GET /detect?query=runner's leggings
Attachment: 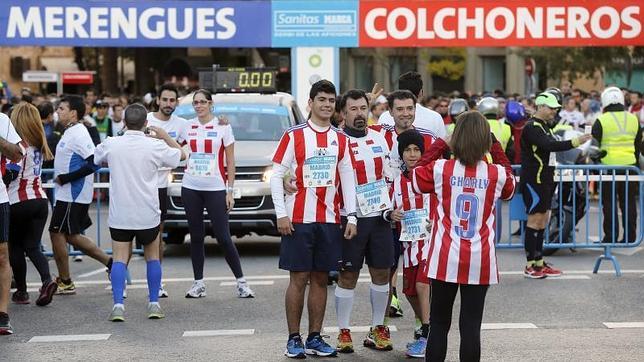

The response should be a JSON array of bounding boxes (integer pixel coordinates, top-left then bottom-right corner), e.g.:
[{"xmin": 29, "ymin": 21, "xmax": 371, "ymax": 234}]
[
  {"xmin": 427, "ymin": 279, "xmax": 489, "ymax": 362},
  {"xmin": 181, "ymin": 188, "xmax": 243, "ymax": 280},
  {"xmin": 9, "ymin": 199, "xmax": 52, "ymax": 292}
]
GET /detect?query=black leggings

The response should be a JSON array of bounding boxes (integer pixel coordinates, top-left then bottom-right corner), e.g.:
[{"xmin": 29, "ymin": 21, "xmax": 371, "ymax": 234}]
[
  {"xmin": 9, "ymin": 199, "xmax": 52, "ymax": 292},
  {"xmin": 427, "ymin": 279, "xmax": 489, "ymax": 362},
  {"xmin": 181, "ymin": 187, "xmax": 243, "ymax": 280}
]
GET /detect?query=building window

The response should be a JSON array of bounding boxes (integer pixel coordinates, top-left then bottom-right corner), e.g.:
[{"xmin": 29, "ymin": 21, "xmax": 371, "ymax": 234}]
[
  {"xmin": 482, "ymin": 56, "xmax": 506, "ymax": 92},
  {"xmin": 388, "ymin": 56, "xmax": 416, "ymax": 90},
  {"xmin": 354, "ymin": 56, "xmax": 374, "ymax": 90}
]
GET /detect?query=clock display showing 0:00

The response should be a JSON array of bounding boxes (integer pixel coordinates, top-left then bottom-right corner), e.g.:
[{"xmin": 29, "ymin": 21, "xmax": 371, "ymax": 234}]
[{"xmin": 238, "ymin": 71, "xmax": 273, "ymax": 88}]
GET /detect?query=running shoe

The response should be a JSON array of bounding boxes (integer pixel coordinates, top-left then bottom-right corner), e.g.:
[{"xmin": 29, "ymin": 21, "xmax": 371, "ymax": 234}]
[
  {"xmin": 363, "ymin": 325, "xmax": 393, "ymax": 351},
  {"xmin": 305, "ymin": 335, "xmax": 337, "ymax": 357},
  {"xmin": 147, "ymin": 303, "xmax": 165, "ymax": 319},
  {"xmin": 11, "ymin": 291, "xmax": 29, "ymax": 305},
  {"xmin": 389, "ymin": 294, "xmax": 403, "ymax": 317},
  {"xmin": 55, "ymin": 277, "xmax": 76, "ymax": 295},
  {"xmin": 35, "ymin": 281, "xmax": 58, "ymax": 306},
  {"xmin": 237, "ymin": 281, "xmax": 255, "ymax": 298},
  {"xmin": 336, "ymin": 328, "xmax": 354, "ymax": 353},
  {"xmin": 185, "ymin": 281, "xmax": 206, "ymax": 298},
  {"xmin": 123, "ymin": 289, "xmax": 127, "ymax": 299},
  {"xmin": 523, "ymin": 266, "xmax": 546, "ymax": 279},
  {"xmin": 73, "ymin": 255, "xmax": 83, "ymax": 262},
  {"xmin": 0, "ymin": 313, "xmax": 13, "ymax": 335},
  {"xmin": 284, "ymin": 336, "xmax": 306, "ymax": 359},
  {"xmin": 541, "ymin": 262, "xmax": 562, "ymax": 277},
  {"xmin": 406, "ymin": 337, "xmax": 428, "ymax": 358},
  {"xmin": 158, "ymin": 284, "xmax": 168, "ymax": 298},
  {"xmin": 109, "ymin": 305, "xmax": 125, "ymax": 322}
]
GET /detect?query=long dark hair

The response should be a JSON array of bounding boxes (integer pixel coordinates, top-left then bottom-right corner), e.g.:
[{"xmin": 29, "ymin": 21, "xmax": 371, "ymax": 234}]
[{"xmin": 451, "ymin": 111, "xmax": 491, "ymax": 167}]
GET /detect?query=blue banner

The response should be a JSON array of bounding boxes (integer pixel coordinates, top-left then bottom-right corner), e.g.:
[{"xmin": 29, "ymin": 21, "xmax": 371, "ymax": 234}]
[
  {"xmin": 0, "ymin": 0, "xmax": 272, "ymax": 47},
  {"xmin": 271, "ymin": 0, "xmax": 358, "ymax": 47}
]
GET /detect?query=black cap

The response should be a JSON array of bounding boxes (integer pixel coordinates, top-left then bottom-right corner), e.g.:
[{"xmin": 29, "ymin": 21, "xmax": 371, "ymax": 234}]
[{"xmin": 397, "ymin": 129, "xmax": 425, "ymax": 158}]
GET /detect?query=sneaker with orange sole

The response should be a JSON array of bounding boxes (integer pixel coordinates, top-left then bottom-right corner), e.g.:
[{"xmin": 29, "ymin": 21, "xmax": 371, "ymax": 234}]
[
  {"xmin": 336, "ymin": 328, "xmax": 354, "ymax": 353},
  {"xmin": 363, "ymin": 325, "xmax": 393, "ymax": 351}
]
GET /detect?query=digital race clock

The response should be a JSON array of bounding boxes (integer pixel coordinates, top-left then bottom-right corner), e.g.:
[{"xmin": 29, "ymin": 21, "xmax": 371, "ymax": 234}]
[{"xmin": 212, "ymin": 66, "xmax": 277, "ymax": 93}]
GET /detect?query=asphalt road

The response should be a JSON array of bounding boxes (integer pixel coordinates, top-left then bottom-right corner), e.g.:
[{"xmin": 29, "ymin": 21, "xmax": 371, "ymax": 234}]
[{"xmin": 1, "ymin": 201, "xmax": 643, "ymax": 361}]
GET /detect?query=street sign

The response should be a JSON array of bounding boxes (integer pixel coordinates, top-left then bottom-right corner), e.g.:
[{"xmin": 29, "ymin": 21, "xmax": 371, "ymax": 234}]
[
  {"xmin": 22, "ymin": 71, "xmax": 57, "ymax": 82},
  {"xmin": 62, "ymin": 72, "xmax": 94, "ymax": 84}
]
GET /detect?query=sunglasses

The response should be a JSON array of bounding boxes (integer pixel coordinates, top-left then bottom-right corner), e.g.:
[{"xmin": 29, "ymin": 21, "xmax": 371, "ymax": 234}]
[{"xmin": 192, "ymin": 100, "xmax": 209, "ymax": 106}]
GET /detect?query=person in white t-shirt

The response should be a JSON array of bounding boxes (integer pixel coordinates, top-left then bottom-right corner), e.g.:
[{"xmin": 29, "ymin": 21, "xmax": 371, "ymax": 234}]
[
  {"xmin": 558, "ymin": 97, "xmax": 585, "ymax": 130},
  {"xmin": 144, "ymin": 83, "xmax": 185, "ymax": 298},
  {"xmin": 48, "ymin": 95, "xmax": 112, "ymax": 295},
  {"xmin": 179, "ymin": 89, "xmax": 254, "ymax": 300},
  {"xmin": 94, "ymin": 104, "xmax": 184, "ymax": 322},
  {"xmin": 0, "ymin": 112, "xmax": 24, "ymax": 335},
  {"xmin": 111, "ymin": 103, "xmax": 125, "ymax": 136},
  {"xmin": 377, "ymin": 71, "xmax": 446, "ymax": 140}
]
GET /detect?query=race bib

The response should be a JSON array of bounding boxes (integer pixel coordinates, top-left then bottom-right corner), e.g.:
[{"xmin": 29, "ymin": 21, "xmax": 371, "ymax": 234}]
[
  {"xmin": 186, "ymin": 153, "xmax": 216, "ymax": 177},
  {"xmin": 356, "ymin": 179, "xmax": 391, "ymax": 215},
  {"xmin": 399, "ymin": 209, "xmax": 430, "ymax": 241},
  {"xmin": 303, "ymin": 155, "xmax": 337, "ymax": 188},
  {"xmin": 548, "ymin": 152, "xmax": 557, "ymax": 167}
]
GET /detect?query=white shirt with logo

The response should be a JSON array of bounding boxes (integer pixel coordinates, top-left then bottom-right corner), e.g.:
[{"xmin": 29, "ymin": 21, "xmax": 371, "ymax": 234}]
[
  {"xmin": 146, "ymin": 112, "xmax": 186, "ymax": 188},
  {"xmin": 53, "ymin": 123, "xmax": 95, "ymax": 204},
  {"xmin": 94, "ymin": 130, "xmax": 181, "ymax": 230}
]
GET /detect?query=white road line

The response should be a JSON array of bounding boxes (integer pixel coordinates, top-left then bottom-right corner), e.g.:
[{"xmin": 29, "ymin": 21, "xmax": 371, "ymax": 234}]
[
  {"xmin": 105, "ymin": 284, "xmax": 149, "ymax": 290},
  {"xmin": 78, "ymin": 267, "xmax": 108, "ymax": 278},
  {"xmin": 220, "ymin": 281, "xmax": 274, "ymax": 286},
  {"xmin": 544, "ymin": 275, "xmax": 591, "ymax": 280},
  {"xmin": 183, "ymin": 329, "xmax": 255, "ymax": 337},
  {"xmin": 29, "ymin": 334, "xmax": 111, "ymax": 343},
  {"xmin": 356, "ymin": 278, "xmax": 372, "ymax": 283},
  {"xmin": 323, "ymin": 326, "xmax": 398, "ymax": 333},
  {"xmin": 603, "ymin": 322, "xmax": 644, "ymax": 329},
  {"xmin": 481, "ymin": 323, "xmax": 538, "ymax": 330}
]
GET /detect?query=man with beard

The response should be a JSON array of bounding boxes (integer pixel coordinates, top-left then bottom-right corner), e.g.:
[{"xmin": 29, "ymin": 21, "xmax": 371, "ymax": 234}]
[
  {"xmin": 334, "ymin": 90, "xmax": 395, "ymax": 353},
  {"xmin": 145, "ymin": 83, "xmax": 185, "ymax": 298}
]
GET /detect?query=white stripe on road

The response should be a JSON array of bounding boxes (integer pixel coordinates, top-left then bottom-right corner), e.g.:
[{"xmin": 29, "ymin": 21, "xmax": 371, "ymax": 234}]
[
  {"xmin": 323, "ymin": 326, "xmax": 398, "ymax": 333},
  {"xmin": 544, "ymin": 275, "xmax": 591, "ymax": 280},
  {"xmin": 182, "ymin": 329, "xmax": 255, "ymax": 337},
  {"xmin": 29, "ymin": 334, "xmax": 111, "ymax": 342},
  {"xmin": 78, "ymin": 267, "xmax": 108, "ymax": 278},
  {"xmin": 481, "ymin": 323, "xmax": 538, "ymax": 330},
  {"xmin": 219, "ymin": 281, "xmax": 274, "ymax": 286},
  {"xmin": 105, "ymin": 284, "xmax": 149, "ymax": 290},
  {"xmin": 603, "ymin": 322, "xmax": 644, "ymax": 329}
]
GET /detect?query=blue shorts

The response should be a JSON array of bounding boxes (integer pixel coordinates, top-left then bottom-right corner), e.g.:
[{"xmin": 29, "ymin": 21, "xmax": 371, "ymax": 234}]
[
  {"xmin": 279, "ymin": 223, "xmax": 343, "ymax": 272},
  {"xmin": 341, "ymin": 216, "xmax": 394, "ymax": 271}
]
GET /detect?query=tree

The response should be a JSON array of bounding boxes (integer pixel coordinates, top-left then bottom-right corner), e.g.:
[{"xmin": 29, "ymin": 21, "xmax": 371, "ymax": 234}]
[{"xmin": 521, "ymin": 46, "xmax": 643, "ymax": 87}]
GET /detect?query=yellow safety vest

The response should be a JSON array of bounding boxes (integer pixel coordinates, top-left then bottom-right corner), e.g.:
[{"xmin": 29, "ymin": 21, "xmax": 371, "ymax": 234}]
[
  {"xmin": 446, "ymin": 123, "xmax": 455, "ymax": 136},
  {"xmin": 552, "ymin": 122, "xmax": 573, "ymax": 133},
  {"xmin": 487, "ymin": 118, "xmax": 511, "ymax": 151},
  {"xmin": 597, "ymin": 111, "xmax": 639, "ymax": 165}
]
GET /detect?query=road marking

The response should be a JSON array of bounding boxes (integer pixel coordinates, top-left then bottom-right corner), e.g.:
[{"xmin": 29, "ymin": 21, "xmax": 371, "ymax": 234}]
[
  {"xmin": 323, "ymin": 326, "xmax": 398, "ymax": 333},
  {"xmin": 183, "ymin": 329, "xmax": 255, "ymax": 337},
  {"xmin": 105, "ymin": 284, "xmax": 149, "ymax": 290},
  {"xmin": 220, "ymin": 281, "xmax": 274, "ymax": 286},
  {"xmin": 603, "ymin": 322, "xmax": 644, "ymax": 329},
  {"xmin": 78, "ymin": 267, "xmax": 108, "ymax": 278},
  {"xmin": 481, "ymin": 323, "xmax": 538, "ymax": 330},
  {"xmin": 612, "ymin": 247, "xmax": 644, "ymax": 256},
  {"xmin": 544, "ymin": 275, "xmax": 591, "ymax": 280},
  {"xmin": 29, "ymin": 334, "xmax": 111, "ymax": 343}
]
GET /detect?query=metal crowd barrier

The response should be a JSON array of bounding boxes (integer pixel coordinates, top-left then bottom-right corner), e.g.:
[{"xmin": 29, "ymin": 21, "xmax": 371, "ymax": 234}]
[{"xmin": 497, "ymin": 165, "xmax": 643, "ymax": 276}]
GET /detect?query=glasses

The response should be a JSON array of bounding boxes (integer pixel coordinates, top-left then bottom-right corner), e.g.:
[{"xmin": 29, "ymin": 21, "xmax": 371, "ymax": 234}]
[{"xmin": 192, "ymin": 100, "xmax": 209, "ymax": 106}]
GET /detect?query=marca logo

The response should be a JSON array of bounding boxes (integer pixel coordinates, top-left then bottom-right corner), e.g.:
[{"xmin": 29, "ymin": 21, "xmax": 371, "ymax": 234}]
[{"xmin": 359, "ymin": 1, "xmax": 643, "ymax": 47}]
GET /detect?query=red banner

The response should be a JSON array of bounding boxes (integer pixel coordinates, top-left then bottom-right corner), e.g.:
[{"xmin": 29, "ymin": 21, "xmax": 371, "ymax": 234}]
[
  {"xmin": 62, "ymin": 72, "xmax": 94, "ymax": 85},
  {"xmin": 359, "ymin": 0, "xmax": 644, "ymax": 47}
]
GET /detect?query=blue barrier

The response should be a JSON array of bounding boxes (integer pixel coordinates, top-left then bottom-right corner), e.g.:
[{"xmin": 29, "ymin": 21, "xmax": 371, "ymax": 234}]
[{"xmin": 498, "ymin": 165, "xmax": 643, "ymax": 276}]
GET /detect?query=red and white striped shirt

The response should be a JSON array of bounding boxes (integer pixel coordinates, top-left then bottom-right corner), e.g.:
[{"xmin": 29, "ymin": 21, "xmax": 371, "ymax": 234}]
[
  {"xmin": 346, "ymin": 129, "xmax": 391, "ymax": 217},
  {"xmin": 411, "ymin": 159, "xmax": 516, "ymax": 285},
  {"xmin": 392, "ymin": 173, "xmax": 430, "ymax": 268},
  {"xmin": 8, "ymin": 143, "xmax": 47, "ymax": 205},
  {"xmin": 179, "ymin": 118, "xmax": 234, "ymax": 191},
  {"xmin": 272, "ymin": 122, "xmax": 355, "ymax": 224},
  {"xmin": 370, "ymin": 125, "xmax": 437, "ymax": 181}
]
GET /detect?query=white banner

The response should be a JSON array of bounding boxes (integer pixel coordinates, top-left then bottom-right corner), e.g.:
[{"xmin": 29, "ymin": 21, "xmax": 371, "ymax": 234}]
[{"xmin": 291, "ymin": 47, "xmax": 340, "ymax": 113}]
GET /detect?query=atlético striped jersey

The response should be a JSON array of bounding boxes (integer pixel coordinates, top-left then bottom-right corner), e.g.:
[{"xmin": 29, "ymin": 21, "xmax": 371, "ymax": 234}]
[
  {"xmin": 179, "ymin": 118, "xmax": 234, "ymax": 192},
  {"xmin": 392, "ymin": 173, "xmax": 430, "ymax": 268},
  {"xmin": 370, "ymin": 125, "xmax": 437, "ymax": 181},
  {"xmin": 272, "ymin": 122, "xmax": 355, "ymax": 224},
  {"xmin": 411, "ymin": 159, "xmax": 516, "ymax": 285},
  {"xmin": 8, "ymin": 143, "xmax": 47, "ymax": 205},
  {"xmin": 345, "ymin": 129, "xmax": 391, "ymax": 218}
]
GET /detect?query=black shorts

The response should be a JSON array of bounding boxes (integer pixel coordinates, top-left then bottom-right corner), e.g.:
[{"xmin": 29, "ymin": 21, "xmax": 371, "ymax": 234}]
[
  {"xmin": 279, "ymin": 223, "xmax": 343, "ymax": 272},
  {"xmin": 391, "ymin": 227, "xmax": 403, "ymax": 270},
  {"xmin": 0, "ymin": 202, "xmax": 9, "ymax": 242},
  {"xmin": 48, "ymin": 201, "xmax": 92, "ymax": 235},
  {"xmin": 341, "ymin": 216, "xmax": 394, "ymax": 271},
  {"xmin": 110, "ymin": 226, "xmax": 160, "ymax": 246},
  {"xmin": 158, "ymin": 187, "xmax": 168, "ymax": 222},
  {"xmin": 521, "ymin": 182, "xmax": 555, "ymax": 215}
]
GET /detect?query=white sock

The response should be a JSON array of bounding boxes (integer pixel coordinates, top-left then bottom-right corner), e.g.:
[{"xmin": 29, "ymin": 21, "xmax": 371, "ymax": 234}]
[
  {"xmin": 335, "ymin": 286, "xmax": 355, "ymax": 330},
  {"xmin": 236, "ymin": 277, "xmax": 247, "ymax": 284},
  {"xmin": 113, "ymin": 303, "xmax": 124, "ymax": 309},
  {"xmin": 370, "ymin": 283, "xmax": 390, "ymax": 327},
  {"xmin": 149, "ymin": 302, "xmax": 160, "ymax": 307}
]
